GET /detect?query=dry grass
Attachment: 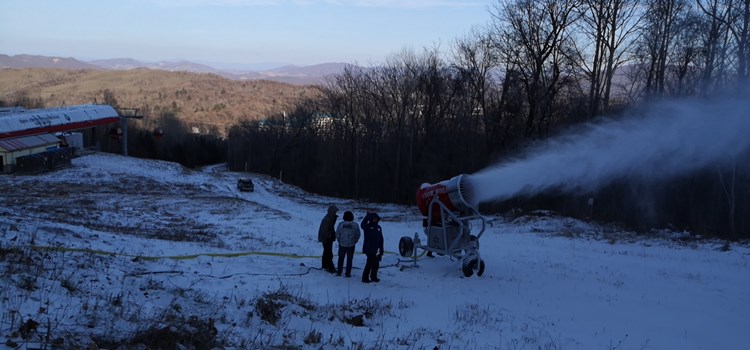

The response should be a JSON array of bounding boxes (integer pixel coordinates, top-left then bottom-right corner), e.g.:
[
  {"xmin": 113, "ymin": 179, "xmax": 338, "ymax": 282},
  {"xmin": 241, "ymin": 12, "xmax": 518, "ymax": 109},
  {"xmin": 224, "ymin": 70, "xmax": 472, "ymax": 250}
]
[{"xmin": 0, "ymin": 68, "xmax": 319, "ymax": 135}]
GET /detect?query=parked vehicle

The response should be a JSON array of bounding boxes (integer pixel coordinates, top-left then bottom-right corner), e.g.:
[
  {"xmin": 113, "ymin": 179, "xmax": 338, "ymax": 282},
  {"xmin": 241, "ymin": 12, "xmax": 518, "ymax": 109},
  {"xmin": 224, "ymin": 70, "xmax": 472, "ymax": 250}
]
[{"xmin": 237, "ymin": 178, "xmax": 254, "ymax": 192}]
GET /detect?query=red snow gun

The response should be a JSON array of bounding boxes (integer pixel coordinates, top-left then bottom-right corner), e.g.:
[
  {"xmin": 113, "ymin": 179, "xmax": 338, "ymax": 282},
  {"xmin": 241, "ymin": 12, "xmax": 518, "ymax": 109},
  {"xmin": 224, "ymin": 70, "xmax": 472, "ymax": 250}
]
[
  {"xmin": 416, "ymin": 174, "xmax": 477, "ymax": 224},
  {"xmin": 399, "ymin": 174, "xmax": 486, "ymax": 277}
]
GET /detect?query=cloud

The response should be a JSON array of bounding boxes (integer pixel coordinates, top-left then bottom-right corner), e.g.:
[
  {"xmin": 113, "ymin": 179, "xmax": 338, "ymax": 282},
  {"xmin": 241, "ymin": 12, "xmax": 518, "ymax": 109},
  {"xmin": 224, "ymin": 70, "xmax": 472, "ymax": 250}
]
[{"xmin": 156, "ymin": 0, "xmax": 483, "ymax": 8}]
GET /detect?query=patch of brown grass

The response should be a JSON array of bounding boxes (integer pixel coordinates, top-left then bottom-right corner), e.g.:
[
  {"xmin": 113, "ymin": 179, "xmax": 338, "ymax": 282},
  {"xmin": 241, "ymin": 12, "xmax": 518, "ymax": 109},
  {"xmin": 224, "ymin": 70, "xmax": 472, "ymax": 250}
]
[{"xmin": 0, "ymin": 68, "xmax": 319, "ymax": 135}]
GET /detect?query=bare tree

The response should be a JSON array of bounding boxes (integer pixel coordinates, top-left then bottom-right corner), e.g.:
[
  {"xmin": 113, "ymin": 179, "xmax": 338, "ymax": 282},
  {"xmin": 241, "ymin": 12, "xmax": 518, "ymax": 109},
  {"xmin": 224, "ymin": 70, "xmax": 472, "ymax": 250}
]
[
  {"xmin": 321, "ymin": 66, "xmax": 364, "ymax": 197},
  {"xmin": 638, "ymin": 0, "xmax": 691, "ymax": 97},
  {"xmin": 491, "ymin": 0, "xmax": 583, "ymax": 138},
  {"xmin": 713, "ymin": 0, "xmax": 750, "ymax": 81},
  {"xmin": 737, "ymin": 0, "xmax": 750, "ymax": 79},
  {"xmin": 670, "ymin": 8, "xmax": 704, "ymax": 95},
  {"xmin": 365, "ymin": 49, "xmax": 423, "ymax": 201},
  {"xmin": 575, "ymin": 0, "xmax": 642, "ymax": 117},
  {"xmin": 695, "ymin": 0, "xmax": 734, "ymax": 94},
  {"xmin": 453, "ymin": 27, "xmax": 503, "ymax": 155}
]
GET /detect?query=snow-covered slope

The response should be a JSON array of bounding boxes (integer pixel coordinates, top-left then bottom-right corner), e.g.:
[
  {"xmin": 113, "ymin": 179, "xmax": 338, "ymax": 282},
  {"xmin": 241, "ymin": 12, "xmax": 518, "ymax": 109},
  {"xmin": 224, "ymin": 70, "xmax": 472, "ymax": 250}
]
[{"xmin": 1, "ymin": 153, "xmax": 748, "ymax": 349}]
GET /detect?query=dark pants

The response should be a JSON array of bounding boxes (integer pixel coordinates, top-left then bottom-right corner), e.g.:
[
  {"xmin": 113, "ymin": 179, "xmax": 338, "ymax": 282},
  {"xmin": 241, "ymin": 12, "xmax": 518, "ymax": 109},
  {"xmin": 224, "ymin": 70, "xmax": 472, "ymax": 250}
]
[
  {"xmin": 321, "ymin": 241, "xmax": 335, "ymax": 271},
  {"xmin": 362, "ymin": 253, "xmax": 380, "ymax": 281},
  {"xmin": 337, "ymin": 245, "xmax": 355, "ymax": 276}
]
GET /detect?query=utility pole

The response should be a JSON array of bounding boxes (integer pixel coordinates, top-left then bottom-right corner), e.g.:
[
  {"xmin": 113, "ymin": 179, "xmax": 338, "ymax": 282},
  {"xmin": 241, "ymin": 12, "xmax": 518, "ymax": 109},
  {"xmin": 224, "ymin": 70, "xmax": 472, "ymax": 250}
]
[{"xmin": 116, "ymin": 108, "xmax": 144, "ymax": 156}]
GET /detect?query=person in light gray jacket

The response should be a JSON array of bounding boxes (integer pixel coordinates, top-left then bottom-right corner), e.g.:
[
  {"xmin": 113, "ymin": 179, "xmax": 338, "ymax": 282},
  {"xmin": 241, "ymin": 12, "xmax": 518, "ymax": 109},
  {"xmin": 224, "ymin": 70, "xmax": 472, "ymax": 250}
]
[{"xmin": 335, "ymin": 211, "xmax": 361, "ymax": 277}]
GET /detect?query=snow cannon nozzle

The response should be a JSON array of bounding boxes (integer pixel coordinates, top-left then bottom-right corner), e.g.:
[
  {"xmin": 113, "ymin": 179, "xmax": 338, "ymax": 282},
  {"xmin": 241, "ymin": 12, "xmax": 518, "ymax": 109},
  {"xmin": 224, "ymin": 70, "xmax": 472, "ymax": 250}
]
[{"xmin": 416, "ymin": 174, "xmax": 477, "ymax": 218}]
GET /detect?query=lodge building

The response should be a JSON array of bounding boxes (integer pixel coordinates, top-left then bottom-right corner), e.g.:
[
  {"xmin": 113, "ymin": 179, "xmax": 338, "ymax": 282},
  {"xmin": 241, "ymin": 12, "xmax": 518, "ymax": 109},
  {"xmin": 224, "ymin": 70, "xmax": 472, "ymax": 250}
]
[{"xmin": 0, "ymin": 104, "xmax": 119, "ymax": 173}]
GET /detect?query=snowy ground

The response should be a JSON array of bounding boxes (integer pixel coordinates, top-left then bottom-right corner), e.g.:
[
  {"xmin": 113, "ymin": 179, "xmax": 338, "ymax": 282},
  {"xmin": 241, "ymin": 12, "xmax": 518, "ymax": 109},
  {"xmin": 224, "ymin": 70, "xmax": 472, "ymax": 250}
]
[{"xmin": 1, "ymin": 153, "xmax": 748, "ymax": 349}]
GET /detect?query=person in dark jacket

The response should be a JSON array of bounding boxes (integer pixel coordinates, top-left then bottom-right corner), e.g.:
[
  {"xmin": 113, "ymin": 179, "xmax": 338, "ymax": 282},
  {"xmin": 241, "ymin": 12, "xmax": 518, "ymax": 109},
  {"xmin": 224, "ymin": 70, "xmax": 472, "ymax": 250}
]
[
  {"xmin": 335, "ymin": 211, "xmax": 361, "ymax": 277},
  {"xmin": 318, "ymin": 205, "xmax": 338, "ymax": 273},
  {"xmin": 360, "ymin": 212, "xmax": 384, "ymax": 283}
]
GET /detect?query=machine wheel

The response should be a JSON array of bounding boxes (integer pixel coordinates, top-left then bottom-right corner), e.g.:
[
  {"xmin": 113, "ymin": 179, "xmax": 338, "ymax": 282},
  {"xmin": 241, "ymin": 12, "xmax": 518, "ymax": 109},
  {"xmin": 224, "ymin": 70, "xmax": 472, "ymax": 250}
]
[
  {"xmin": 399, "ymin": 236, "xmax": 414, "ymax": 257},
  {"xmin": 462, "ymin": 258, "xmax": 486, "ymax": 277}
]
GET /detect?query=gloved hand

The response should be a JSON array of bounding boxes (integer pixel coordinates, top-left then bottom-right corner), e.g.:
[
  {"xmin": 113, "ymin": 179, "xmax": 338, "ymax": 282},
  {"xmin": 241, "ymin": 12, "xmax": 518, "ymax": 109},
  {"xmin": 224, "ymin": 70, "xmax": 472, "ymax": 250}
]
[{"xmin": 377, "ymin": 252, "xmax": 383, "ymax": 261}]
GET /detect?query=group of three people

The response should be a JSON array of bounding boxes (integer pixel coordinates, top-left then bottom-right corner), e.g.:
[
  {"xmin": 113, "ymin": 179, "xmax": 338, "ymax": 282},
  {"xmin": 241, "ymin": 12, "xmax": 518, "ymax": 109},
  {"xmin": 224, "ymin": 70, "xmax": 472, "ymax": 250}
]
[{"xmin": 318, "ymin": 205, "xmax": 384, "ymax": 283}]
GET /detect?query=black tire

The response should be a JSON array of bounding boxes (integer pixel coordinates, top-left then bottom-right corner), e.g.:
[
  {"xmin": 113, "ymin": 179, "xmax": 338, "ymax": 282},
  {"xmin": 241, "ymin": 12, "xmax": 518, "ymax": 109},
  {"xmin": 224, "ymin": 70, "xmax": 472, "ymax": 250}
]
[
  {"xmin": 477, "ymin": 259, "xmax": 485, "ymax": 276},
  {"xmin": 462, "ymin": 258, "xmax": 486, "ymax": 277},
  {"xmin": 399, "ymin": 236, "xmax": 414, "ymax": 257}
]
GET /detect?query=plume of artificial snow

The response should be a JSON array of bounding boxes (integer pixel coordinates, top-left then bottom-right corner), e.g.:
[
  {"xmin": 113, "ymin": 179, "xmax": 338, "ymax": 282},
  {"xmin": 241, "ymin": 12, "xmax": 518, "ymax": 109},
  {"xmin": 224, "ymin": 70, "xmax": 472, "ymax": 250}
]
[{"xmin": 470, "ymin": 94, "xmax": 750, "ymax": 203}]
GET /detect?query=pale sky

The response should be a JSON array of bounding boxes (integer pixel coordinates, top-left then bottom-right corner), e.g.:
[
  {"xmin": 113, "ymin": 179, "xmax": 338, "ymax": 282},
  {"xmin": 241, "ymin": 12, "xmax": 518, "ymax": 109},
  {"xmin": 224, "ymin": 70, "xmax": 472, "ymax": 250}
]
[{"xmin": 0, "ymin": 0, "xmax": 490, "ymax": 68}]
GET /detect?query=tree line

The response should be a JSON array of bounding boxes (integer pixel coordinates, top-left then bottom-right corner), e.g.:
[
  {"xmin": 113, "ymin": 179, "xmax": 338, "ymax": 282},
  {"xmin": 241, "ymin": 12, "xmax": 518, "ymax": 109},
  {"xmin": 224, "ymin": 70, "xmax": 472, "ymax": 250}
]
[{"xmin": 227, "ymin": 0, "xmax": 750, "ymax": 239}]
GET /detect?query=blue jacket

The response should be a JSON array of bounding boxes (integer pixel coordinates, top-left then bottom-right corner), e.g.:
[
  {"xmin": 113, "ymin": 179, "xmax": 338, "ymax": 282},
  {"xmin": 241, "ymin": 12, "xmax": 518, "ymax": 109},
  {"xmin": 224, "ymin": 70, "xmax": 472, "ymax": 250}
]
[{"xmin": 361, "ymin": 212, "xmax": 384, "ymax": 255}]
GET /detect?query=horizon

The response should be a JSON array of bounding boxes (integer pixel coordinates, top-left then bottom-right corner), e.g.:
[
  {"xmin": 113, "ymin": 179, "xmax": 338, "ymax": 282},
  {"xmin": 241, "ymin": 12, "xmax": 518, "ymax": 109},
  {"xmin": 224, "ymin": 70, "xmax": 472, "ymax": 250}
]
[
  {"xmin": 1, "ymin": 52, "xmax": 348, "ymax": 72},
  {"xmin": 0, "ymin": 0, "xmax": 491, "ymax": 67}
]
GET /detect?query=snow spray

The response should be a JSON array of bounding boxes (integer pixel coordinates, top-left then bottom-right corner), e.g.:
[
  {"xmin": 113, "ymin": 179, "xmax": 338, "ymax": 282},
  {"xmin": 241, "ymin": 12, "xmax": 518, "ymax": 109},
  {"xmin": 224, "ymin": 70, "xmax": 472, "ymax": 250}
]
[{"xmin": 469, "ymin": 93, "xmax": 750, "ymax": 204}]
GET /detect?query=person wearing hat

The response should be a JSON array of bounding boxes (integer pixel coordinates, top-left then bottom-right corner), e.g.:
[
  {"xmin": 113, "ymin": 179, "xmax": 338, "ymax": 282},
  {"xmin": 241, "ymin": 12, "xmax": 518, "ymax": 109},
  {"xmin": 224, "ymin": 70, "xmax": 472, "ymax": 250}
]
[
  {"xmin": 335, "ymin": 211, "xmax": 361, "ymax": 277},
  {"xmin": 360, "ymin": 211, "xmax": 384, "ymax": 283},
  {"xmin": 318, "ymin": 205, "xmax": 338, "ymax": 273}
]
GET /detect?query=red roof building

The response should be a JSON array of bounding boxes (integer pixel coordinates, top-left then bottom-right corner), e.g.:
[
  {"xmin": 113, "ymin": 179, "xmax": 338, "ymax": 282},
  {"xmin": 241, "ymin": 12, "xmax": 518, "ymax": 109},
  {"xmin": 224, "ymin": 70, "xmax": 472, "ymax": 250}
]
[{"xmin": 0, "ymin": 104, "xmax": 119, "ymax": 172}]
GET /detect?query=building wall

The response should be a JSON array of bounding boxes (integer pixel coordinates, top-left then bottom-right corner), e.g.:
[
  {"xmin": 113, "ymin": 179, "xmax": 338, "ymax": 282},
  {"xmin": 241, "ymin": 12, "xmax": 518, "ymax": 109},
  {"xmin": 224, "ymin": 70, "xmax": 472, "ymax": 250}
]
[
  {"xmin": 63, "ymin": 132, "xmax": 84, "ymax": 149},
  {"xmin": 0, "ymin": 144, "xmax": 58, "ymax": 173},
  {"xmin": 0, "ymin": 148, "xmax": 11, "ymax": 172}
]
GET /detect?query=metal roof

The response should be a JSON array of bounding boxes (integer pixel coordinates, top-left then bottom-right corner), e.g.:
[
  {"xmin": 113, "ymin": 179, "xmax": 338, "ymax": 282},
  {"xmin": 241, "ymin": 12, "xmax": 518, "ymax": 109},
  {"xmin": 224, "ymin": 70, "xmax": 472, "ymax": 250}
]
[
  {"xmin": 0, "ymin": 104, "xmax": 119, "ymax": 140},
  {"xmin": 0, "ymin": 133, "xmax": 61, "ymax": 152},
  {"xmin": 0, "ymin": 106, "xmax": 26, "ymax": 114}
]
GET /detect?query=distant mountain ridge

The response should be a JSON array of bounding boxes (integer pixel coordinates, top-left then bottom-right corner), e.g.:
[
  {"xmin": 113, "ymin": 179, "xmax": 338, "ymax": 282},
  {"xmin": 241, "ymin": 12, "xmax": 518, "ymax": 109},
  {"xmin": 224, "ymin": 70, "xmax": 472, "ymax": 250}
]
[
  {"xmin": 90, "ymin": 58, "xmax": 221, "ymax": 74},
  {"xmin": 0, "ymin": 54, "xmax": 101, "ymax": 70},
  {"xmin": 0, "ymin": 68, "xmax": 318, "ymax": 135},
  {"xmin": 0, "ymin": 54, "xmax": 350, "ymax": 85}
]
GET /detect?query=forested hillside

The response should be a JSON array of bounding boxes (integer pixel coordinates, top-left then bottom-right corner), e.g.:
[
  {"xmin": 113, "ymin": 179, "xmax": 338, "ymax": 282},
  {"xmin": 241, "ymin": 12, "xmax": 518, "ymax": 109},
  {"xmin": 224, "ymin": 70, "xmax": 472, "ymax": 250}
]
[{"xmin": 0, "ymin": 68, "xmax": 317, "ymax": 134}]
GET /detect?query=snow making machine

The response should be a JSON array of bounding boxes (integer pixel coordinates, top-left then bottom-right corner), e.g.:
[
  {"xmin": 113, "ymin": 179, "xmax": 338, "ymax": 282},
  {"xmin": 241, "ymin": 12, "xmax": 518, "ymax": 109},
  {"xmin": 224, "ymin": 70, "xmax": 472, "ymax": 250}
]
[{"xmin": 398, "ymin": 174, "xmax": 486, "ymax": 277}]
